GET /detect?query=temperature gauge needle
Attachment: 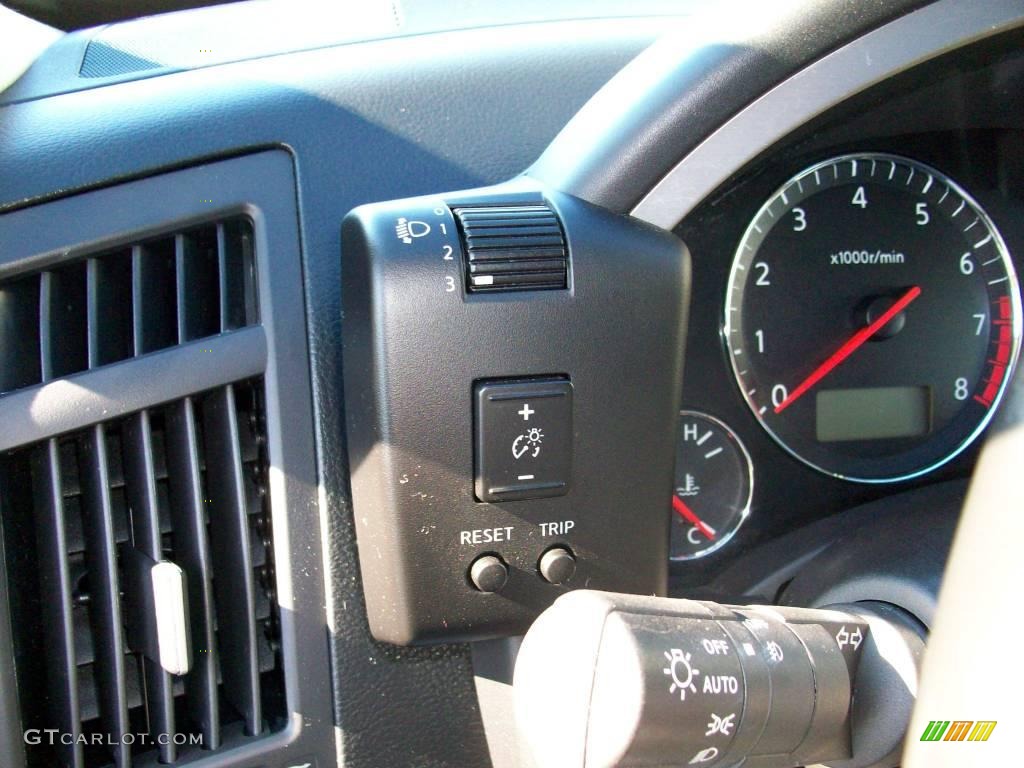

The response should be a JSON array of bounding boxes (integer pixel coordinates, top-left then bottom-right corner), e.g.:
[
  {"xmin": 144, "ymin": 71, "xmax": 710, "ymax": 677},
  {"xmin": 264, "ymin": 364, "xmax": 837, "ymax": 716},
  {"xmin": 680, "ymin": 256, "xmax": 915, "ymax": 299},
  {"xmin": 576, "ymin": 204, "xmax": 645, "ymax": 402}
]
[
  {"xmin": 672, "ymin": 495, "xmax": 716, "ymax": 540},
  {"xmin": 774, "ymin": 285, "xmax": 922, "ymax": 414}
]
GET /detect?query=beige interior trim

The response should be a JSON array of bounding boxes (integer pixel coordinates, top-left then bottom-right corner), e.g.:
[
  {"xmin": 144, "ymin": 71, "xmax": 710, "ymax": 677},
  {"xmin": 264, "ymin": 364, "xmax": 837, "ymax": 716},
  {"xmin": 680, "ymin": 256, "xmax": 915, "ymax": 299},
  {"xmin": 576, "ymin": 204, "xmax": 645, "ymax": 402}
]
[
  {"xmin": 0, "ymin": 6, "xmax": 60, "ymax": 94},
  {"xmin": 903, "ymin": 412, "xmax": 1023, "ymax": 765}
]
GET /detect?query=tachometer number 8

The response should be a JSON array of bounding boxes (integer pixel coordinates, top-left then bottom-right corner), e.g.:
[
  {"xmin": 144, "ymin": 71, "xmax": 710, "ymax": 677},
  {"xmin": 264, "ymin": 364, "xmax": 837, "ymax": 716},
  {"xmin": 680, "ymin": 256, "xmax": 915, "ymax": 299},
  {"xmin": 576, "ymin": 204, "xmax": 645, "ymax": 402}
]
[{"xmin": 954, "ymin": 377, "xmax": 969, "ymax": 401}]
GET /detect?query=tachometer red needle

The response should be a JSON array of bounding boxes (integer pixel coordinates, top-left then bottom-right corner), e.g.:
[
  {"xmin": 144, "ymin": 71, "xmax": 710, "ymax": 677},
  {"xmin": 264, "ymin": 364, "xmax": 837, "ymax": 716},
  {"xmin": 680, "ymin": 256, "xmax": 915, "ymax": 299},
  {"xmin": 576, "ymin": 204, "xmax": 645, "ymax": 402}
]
[
  {"xmin": 672, "ymin": 495, "xmax": 715, "ymax": 540},
  {"xmin": 774, "ymin": 285, "xmax": 922, "ymax": 414}
]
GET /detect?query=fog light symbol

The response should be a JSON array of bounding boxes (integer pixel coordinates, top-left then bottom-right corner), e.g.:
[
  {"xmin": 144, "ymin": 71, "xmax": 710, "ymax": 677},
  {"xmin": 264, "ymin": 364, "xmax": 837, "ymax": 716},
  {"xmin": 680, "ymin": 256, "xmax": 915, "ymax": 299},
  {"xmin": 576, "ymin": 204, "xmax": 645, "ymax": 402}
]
[{"xmin": 395, "ymin": 218, "xmax": 431, "ymax": 243}]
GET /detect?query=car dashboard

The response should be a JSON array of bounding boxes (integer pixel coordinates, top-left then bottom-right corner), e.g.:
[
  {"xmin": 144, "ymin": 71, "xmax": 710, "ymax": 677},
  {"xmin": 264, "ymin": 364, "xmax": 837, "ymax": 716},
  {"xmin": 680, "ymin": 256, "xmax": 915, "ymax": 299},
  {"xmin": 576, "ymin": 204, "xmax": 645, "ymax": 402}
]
[
  {"xmin": 0, "ymin": 2, "xmax": 1021, "ymax": 768},
  {"xmin": 671, "ymin": 33, "xmax": 1024, "ymax": 590}
]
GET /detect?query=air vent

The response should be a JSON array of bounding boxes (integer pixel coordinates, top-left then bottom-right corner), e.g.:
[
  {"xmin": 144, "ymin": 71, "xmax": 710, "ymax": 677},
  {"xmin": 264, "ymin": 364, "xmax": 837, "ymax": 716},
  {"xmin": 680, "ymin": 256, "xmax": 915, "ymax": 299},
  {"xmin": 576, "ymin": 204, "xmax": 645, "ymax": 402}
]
[
  {"xmin": 0, "ymin": 380, "xmax": 283, "ymax": 768},
  {"xmin": 454, "ymin": 204, "xmax": 568, "ymax": 292},
  {"xmin": 0, "ymin": 151, "xmax": 331, "ymax": 768},
  {"xmin": 0, "ymin": 218, "xmax": 257, "ymax": 396}
]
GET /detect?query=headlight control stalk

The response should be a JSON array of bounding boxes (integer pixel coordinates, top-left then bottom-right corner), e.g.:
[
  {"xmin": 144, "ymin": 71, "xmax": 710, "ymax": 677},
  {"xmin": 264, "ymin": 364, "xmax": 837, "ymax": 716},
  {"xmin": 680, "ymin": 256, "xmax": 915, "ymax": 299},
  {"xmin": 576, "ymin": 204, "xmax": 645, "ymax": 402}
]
[{"xmin": 513, "ymin": 591, "xmax": 924, "ymax": 768}]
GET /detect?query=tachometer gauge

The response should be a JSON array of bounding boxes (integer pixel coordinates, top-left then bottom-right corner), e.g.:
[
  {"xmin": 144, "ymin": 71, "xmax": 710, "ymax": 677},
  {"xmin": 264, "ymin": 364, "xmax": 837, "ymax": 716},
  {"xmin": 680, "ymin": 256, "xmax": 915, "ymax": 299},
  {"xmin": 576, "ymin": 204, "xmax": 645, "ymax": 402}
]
[
  {"xmin": 670, "ymin": 411, "xmax": 753, "ymax": 561},
  {"xmin": 725, "ymin": 153, "xmax": 1022, "ymax": 482}
]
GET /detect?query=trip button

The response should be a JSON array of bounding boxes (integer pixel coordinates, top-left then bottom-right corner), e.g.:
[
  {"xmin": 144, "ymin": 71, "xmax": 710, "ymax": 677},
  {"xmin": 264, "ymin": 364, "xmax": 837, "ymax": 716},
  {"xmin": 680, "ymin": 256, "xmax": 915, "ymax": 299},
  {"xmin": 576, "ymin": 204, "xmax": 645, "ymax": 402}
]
[
  {"xmin": 538, "ymin": 546, "xmax": 576, "ymax": 585},
  {"xmin": 474, "ymin": 378, "xmax": 572, "ymax": 502}
]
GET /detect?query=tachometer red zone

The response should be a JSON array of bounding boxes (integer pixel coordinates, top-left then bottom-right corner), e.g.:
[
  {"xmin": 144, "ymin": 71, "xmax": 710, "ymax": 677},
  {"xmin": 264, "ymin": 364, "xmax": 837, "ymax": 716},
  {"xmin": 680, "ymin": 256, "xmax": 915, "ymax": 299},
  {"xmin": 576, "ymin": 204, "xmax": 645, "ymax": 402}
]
[{"xmin": 976, "ymin": 294, "xmax": 1014, "ymax": 408}]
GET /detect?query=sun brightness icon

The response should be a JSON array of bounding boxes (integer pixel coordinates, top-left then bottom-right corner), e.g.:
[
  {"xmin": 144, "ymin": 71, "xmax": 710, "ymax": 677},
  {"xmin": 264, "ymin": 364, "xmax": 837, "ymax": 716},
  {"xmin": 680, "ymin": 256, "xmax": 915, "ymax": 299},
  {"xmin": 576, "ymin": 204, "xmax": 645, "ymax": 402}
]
[
  {"xmin": 663, "ymin": 649, "xmax": 699, "ymax": 701},
  {"xmin": 526, "ymin": 427, "xmax": 544, "ymax": 446}
]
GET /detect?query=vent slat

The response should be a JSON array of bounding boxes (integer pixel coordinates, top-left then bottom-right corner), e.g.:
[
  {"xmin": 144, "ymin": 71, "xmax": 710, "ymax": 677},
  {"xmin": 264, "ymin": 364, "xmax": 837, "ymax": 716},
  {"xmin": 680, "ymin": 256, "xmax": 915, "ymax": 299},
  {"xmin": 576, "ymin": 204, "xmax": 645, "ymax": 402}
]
[
  {"xmin": 133, "ymin": 242, "xmax": 179, "ymax": 355},
  {"xmin": 121, "ymin": 412, "xmax": 178, "ymax": 763},
  {"xmin": 31, "ymin": 440, "xmax": 86, "ymax": 768},
  {"xmin": 218, "ymin": 220, "xmax": 258, "ymax": 333},
  {"xmin": 176, "ymin": 233, "xmax": 188, "ymax": 344},
  {"xmin": 39, "ymin": 271, "xmax": 54, "ymax": 382},
  {"xmin": 0, "ymin": 274, "xmax": 42, "ymax": 393},
  {"xmin": 165, "ymin": 397, "xmax": 222, "ymax": 750},
  {"xmin": 87, "ymin": 254, "xmax": 134, "ymax": 368},
  {"xmin": 177, "ymin": 229, "xmax": 221, "ymax": 343},
  {"xmin": 41, "ymin": 264, "xmax": 89, "ymax": 382},
  {"xmin": 78, "ymin": 425, "xmax": 133, "ymax": 768},
  {"xmin": 201, "ymin": 385, "xmax": 262, "ymax": 736}
]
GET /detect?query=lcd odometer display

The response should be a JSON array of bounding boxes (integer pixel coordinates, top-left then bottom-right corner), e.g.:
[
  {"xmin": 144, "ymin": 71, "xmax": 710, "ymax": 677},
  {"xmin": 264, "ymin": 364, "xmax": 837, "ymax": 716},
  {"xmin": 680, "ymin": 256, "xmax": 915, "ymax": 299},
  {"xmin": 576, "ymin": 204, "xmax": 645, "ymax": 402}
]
[
  {"xmin": 725, "ymin": 153, "xmax": 1022, "ymax": 482},
  {"xmin": 816, "ymin": 386, "xmax": 931, "ymax": 443}
]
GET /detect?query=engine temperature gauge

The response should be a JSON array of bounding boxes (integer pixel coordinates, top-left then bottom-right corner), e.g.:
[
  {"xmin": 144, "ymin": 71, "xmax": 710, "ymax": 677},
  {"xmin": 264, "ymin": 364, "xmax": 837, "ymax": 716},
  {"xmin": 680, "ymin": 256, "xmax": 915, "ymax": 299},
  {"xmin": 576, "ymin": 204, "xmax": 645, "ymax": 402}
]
[{"xmin": 670, "ymin": 411, "xmax": 754, "ymax": 561}]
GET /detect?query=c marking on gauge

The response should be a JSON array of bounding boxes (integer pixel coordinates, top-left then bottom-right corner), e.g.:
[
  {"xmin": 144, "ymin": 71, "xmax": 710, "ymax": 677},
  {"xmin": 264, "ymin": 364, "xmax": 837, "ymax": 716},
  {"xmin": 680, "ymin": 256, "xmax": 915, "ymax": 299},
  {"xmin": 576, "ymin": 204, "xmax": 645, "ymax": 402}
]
[{"xmin": 670, "ymin": 411, "xmax": 755, "ymax": 561}]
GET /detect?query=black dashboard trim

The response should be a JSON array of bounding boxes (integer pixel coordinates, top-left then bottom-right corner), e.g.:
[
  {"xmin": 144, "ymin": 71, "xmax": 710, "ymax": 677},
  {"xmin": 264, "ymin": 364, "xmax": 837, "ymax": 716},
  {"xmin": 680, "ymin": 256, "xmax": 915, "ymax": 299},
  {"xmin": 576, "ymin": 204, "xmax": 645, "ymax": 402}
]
[
  {"xmin": 527, "ymin": 0, "xmax": 933, "ymax": 215},
  {"xmin": 630, "ymin": 0, "xmax": 1024, "ymax": 228},
  {"xmin": 0, "ymin": 19, "xmax": 670, "ymax": 767}
]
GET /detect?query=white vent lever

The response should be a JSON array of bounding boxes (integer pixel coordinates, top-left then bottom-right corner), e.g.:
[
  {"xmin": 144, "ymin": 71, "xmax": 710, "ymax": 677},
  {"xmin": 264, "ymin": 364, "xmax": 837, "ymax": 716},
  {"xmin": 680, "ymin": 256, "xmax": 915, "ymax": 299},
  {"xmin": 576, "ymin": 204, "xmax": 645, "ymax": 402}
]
[{"xmin": 151, "ymin": 561, "xmax": 193, "ymax": 676}]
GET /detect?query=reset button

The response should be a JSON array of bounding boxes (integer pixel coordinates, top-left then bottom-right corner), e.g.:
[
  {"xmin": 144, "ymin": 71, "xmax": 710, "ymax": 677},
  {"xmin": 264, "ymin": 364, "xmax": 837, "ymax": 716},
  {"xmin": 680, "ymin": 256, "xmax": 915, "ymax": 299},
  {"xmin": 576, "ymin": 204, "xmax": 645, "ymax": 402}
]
[{"xmin": 469, "ymin": 554, "xmax": 509, "ymax": 593}]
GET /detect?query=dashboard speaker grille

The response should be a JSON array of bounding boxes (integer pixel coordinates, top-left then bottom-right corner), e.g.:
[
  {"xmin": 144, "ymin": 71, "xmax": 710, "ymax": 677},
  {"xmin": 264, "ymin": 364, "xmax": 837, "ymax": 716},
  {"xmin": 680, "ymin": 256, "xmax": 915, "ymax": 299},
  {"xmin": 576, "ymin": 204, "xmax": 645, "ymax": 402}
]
[
  {"xmin": 0, "ymin": 380, "xmax": 283, "ymax": 768},
  {"xmin": 79, "ymin": 42, "xmax": 161, "ymax": 79},
  {"xmin": 0, "ymin": 218, "xmax": 257, "ymax": 396}
]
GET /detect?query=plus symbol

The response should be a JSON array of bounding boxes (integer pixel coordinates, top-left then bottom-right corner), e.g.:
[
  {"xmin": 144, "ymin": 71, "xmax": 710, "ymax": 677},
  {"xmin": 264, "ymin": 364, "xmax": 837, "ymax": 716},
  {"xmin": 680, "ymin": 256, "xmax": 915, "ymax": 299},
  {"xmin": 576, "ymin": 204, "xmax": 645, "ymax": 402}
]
[{"xmin": 518, "ymin": 404, "xmax": 535, "ymax": 421}]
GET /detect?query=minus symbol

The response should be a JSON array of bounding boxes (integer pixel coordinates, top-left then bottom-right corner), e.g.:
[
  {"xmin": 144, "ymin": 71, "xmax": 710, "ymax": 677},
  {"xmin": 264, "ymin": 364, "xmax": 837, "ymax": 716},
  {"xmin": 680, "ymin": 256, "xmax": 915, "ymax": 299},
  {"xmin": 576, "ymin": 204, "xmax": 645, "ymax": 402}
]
[{"xmin": 517, "ymin": 474, "xmax": 535, "ymax": 480}]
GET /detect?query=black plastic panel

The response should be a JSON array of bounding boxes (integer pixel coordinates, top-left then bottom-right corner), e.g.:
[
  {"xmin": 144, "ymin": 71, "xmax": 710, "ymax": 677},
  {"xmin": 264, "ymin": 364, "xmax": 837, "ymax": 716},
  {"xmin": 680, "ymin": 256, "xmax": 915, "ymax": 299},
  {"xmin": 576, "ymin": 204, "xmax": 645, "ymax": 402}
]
[{"xmin": 342, "ymin": 185, "xmax": 690, "ymax": 644}]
